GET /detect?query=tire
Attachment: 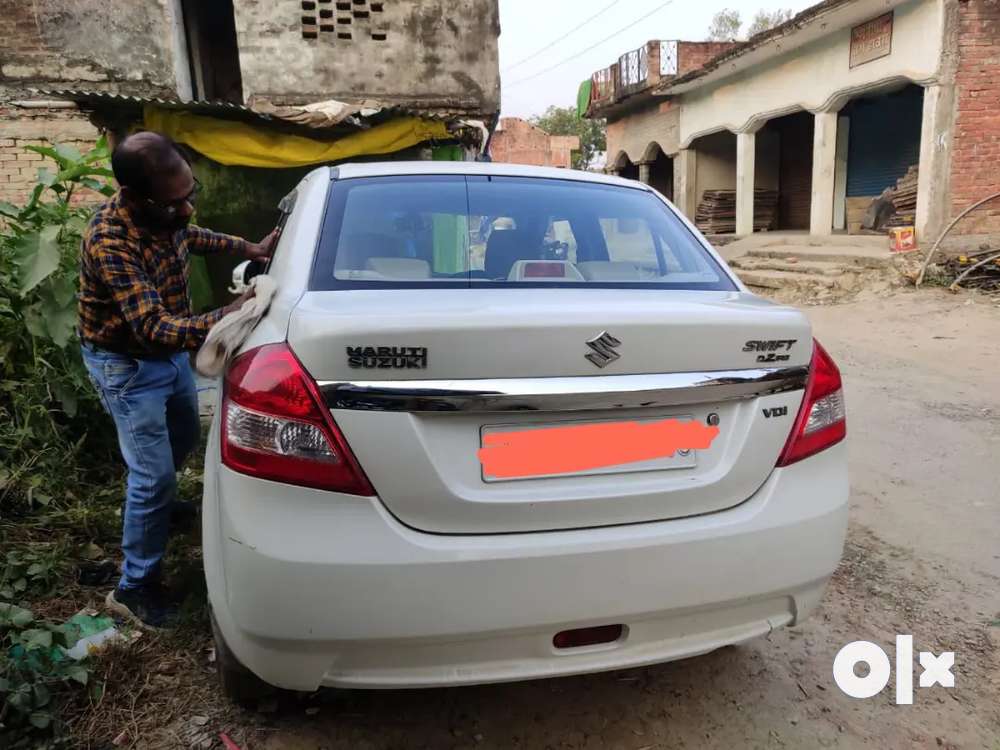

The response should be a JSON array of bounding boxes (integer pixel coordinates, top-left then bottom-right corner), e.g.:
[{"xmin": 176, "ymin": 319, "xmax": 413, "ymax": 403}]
[{"xmin": 210, "ymin": 610, "xmax": 275, "ymax": 708}]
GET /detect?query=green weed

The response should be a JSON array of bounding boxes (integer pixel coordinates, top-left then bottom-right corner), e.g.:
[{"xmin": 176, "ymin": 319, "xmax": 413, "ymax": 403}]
[{"xmin": 0, "ymin": 139, "xmax": 127, "ymax": 747}]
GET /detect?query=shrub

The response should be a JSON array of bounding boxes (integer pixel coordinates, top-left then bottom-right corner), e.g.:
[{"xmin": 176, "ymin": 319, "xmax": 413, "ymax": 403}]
[
  {"xmin": 0, "ymin": 140, "xmax": 121, "ymax": 747},
  {"xmin": 0, "ymin": 138, "xmax": 121, "ymax": 516}
]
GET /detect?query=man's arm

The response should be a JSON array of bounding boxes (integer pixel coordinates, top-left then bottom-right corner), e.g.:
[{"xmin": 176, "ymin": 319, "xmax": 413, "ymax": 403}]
[
  {"xmin": 183, "ymin": 225, "xmax": 249, "ymax": 257},
  {"xmin": 185, "ymin": 226, "xmax": 277, "ymax": 261},
  {"xmin": 92, "ymin": 232, "xmax": 231, "ymax": 351}
]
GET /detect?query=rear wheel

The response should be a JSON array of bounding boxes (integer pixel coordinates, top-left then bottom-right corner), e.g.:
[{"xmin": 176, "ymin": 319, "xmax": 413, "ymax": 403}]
[{"xmin": 210, "ymin": 610, "xmax": 275, "ymax": 708}]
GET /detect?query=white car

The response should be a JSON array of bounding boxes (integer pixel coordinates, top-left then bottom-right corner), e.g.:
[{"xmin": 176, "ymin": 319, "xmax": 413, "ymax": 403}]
[{"xmin": 203, "ymin": 162, "xmax": 848, "ymax": 704}]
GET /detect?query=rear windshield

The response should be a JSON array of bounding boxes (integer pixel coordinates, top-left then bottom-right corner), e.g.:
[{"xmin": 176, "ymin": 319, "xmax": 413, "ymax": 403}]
[{"xmin": 310, "ymin": 175, "xmax": 736, "ymax": 291}]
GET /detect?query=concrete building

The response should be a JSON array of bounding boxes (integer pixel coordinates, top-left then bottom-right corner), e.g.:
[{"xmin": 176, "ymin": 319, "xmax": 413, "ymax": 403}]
[
  {"xmin": 0, "ymin": 0, "xmax": 501, "ymax": 204},
  {"xmin": 233, "ymin": 0, "xmax": 499, "ymax": 113},
  {"xmin": 0, "ymin": 0, "xmax": 185, "ymax": 204},
  {"xmin": 584, "ymin": 40, "xmax": 738, "ymax": 199},
  {"xmin": 584, "ymin": 0, "xmax": 1000, "ymax": 243},
  {"xmin": 489, "ymin": 117, "xmax": 580, "ymax": 168},
  {"xmin": 0, "ymin": 0, "xmax": 500, "ymax": 306}
]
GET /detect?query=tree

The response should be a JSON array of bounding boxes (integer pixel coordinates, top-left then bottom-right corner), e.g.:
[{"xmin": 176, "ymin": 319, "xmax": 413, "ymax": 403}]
[
  {"xmin": 706, "ymin": 7, "xmax": 794, "ymax": 41},
  {"xmin": 706, "ymin": 8, "xmax": 742, "ymax": 42},
  {"xmin": 529, "ymin": 106, "xmax": 606, "ymax": 171},
  {"xmin": 746, "ymin": 8, "xmax": 794, "ymax": 37}
]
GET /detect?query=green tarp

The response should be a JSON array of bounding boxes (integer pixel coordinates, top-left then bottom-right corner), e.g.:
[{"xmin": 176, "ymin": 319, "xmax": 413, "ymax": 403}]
[{"xmin": 577, "ymin": 80, "xmax": 593, "ymax": 118}]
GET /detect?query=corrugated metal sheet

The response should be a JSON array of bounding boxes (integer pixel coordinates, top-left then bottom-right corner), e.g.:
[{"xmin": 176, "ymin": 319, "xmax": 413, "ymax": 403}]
[
  {"xmin": 33, "ymin": 89, "xmax": 255, "ymax": 115},
  {"xmin": 846, "ymin": 85, "xmax": 923, "ymax": 197},
  {"xmin": 30, "ymin": 89, "xmax": 473, "ymax": 129}
]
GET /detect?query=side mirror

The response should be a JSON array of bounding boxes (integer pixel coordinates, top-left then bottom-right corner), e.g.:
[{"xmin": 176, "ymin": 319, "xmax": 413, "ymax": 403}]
[{"xmin": 229, "ymin": 259, "xmax": 267, "ymax": 294}]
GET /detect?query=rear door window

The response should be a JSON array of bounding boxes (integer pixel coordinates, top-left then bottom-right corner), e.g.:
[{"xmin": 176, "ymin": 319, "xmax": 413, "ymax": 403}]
[
  {"xmin": 328, "ymin": 175, "xmax": 469, "ymax": 281},
  {"xmin": 310, "ymin": 175, "xmax": 735, "ymax": 291}
]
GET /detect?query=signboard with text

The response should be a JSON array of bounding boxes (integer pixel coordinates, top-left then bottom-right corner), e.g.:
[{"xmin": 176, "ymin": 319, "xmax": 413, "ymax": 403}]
[{"xmin": 850, "ymin": 12, "xmax": 893, "ymax": 68}]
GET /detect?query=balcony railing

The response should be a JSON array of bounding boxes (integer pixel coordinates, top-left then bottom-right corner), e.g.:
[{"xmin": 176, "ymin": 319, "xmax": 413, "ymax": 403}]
[
  {"xmin": 587, "ymin": 40, "xmax": 678, "ymax": 114},
  {"xmin": 584, "ymin": 39, "xmax": 732, "ymax": 116},
  {"xmin": 617, "ymin": 45, "xmax": 649, "ymax": 96},
  {"xmin": 660, "ymin": 40, "xmax": 678, "ymax": 76},
  {"xmin": 591, "ymin": 65, "xmax": 616, "ymax": 108}
]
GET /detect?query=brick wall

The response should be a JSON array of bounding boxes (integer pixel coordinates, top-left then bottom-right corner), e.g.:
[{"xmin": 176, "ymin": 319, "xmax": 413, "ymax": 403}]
[
  {"xmin": 949, "ymin": 0, "xmax": 1000, "ymax": 233},
  {"xmin": 0, "ymin": 0, "xmax": 181, "ymax": 98},
  {"xmin": 676, "ymin": 42, "xmax": 740, "ymax": 77},
  {"xmin": 489, "ymin": 118, "xmax": 579, "ymax": 168},
  {"xmin": 0, "ymin": 104, "xmax": 102, "ymax": 206}
]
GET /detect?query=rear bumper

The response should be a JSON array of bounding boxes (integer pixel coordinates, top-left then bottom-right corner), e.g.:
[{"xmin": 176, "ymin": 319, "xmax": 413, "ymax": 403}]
[{"xmin": 204, "ymin": 441, "xmax": 848, "ymax": 691}]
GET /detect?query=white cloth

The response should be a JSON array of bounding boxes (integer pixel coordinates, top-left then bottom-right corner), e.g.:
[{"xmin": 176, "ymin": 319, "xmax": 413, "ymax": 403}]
[{"xmin": 195, "ymin": 274, "xmax": 278, "ymax": 377}]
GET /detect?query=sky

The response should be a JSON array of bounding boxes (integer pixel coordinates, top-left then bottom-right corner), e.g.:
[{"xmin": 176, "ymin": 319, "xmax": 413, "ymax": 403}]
[{"xmin": 498, "ymin": 0, "xmax": 817, "ymax": 119}]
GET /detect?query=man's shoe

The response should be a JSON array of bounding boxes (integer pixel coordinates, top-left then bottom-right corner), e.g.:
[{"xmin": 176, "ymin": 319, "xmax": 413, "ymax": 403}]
[{"xmin": 105, "ymin": 584, "xmax": 179, "ymax": 631}]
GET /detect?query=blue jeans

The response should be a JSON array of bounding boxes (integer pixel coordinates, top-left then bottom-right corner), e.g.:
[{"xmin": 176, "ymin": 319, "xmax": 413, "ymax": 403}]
[{"xmin": 80, "ymin": 343, "xmax": 201, "ymax": 590}]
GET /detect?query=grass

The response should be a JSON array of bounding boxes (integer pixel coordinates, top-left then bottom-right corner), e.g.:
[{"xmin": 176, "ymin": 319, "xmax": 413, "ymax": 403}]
[
  {"xmin": 0, "ymin": 436, "xmax": 257, "ymax": 748},
  {"xmin": 60, "ymin": 610, "xmax": 229, "ymax": 748}
]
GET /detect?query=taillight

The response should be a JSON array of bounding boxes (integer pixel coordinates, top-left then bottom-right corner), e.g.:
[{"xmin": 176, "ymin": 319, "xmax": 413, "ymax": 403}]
[
  {"xmin": 776, "ymin": 339, "xmax": 846, "ymax": 467},
  {"xmin": 221, "ymin": 344, "xmax": 374, "ymax": 495}
]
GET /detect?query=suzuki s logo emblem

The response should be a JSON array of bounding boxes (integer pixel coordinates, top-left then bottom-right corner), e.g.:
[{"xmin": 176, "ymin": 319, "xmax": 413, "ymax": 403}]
[{"xmin": 585, "ymin": 331, "xmax": 622, "ymax": 368}]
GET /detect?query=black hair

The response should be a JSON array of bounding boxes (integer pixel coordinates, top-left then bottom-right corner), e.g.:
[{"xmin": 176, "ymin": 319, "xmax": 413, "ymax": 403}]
[{"xmin": 111, "ymin": 131, "xmax": 189, "ymax": 198}]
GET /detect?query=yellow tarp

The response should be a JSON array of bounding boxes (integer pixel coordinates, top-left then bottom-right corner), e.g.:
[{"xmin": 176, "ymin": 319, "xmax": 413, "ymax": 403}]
[{"xmin": 143, "ymin": 105, "xmax": 451, "ymax": 168}]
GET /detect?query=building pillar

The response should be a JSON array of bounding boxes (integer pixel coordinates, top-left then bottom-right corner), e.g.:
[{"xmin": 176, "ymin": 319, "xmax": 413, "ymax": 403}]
[
  {"xmin": 810, "ymin": 111, "xmax": 838, "ymax": 236},
  {"xmin": 638, "ymin": 161, "xmax": 652, "ymax": 184},
  {"xmin": 674, "ymin": 148, "xmax": 697, "ymax": 218},
  {"xmin": 735, "ymin": 132, "xmax": 756, "ymax": 236},
  {"xmin": 916, "ymin": 84, "xmax": 954, "ymax": 243},
  {"xmin": 832, "ymin": 116, "xmax": 850, "ymax": 231}
]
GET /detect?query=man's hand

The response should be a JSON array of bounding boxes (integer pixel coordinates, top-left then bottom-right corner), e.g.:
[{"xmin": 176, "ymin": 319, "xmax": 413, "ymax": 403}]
[
  {"xmin": 246, "ymin": 229, "xmax": 279, "ymax": 262},
  {"xmin": 222, "ymin": 286, "xmax": 255, "ymax": 316}
]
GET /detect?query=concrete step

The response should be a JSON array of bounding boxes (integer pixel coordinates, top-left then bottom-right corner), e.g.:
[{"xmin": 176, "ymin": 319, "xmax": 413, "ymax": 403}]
[
  {"xmin": 742, "ymin": 247, "xmax": 892, "ymax": 270},
  {"xmin": 729, "ymin": 257, "xmax": 853, "ymax": 276},
  {"xmin": 736, "ymin": 269, "xmax": 840, "ymax": 291},
  {"xmin": 727, "ymin": 233, "xmax": 886, "ymax": 249}
]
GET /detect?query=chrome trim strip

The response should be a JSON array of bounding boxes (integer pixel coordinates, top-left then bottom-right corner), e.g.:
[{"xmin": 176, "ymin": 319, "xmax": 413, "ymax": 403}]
[{"xmin": 319, "ymin": 366, "xmax": 809, "ymax": 413}]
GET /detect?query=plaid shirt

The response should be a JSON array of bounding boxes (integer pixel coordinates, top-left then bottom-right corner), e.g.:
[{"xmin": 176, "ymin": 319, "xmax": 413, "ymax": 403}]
[{"xmin": 78, "ymin": 192, "xmax": 248, "ymax": 357}]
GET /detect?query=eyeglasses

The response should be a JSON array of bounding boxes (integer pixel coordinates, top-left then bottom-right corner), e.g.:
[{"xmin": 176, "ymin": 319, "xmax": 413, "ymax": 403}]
[{"xmin": 144, "ymin": 178, "xmax": 201, "ymax": 216}]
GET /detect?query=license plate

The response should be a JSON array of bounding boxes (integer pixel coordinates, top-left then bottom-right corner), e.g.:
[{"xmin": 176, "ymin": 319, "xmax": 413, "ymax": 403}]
[{"xmin": 479, "ymin": 415, "xmax": 702, "ymax": 482}]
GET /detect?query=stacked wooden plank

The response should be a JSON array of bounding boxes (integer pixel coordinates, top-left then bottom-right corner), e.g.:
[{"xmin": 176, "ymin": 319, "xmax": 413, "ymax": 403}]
[
  {"xmin": 695, "ymin": 190, "xmax": 737, "ymax": 234},
  {"xmin": 890, "ymin": 166, "xmax": 918, "ymax": 213},
  {"xmin": 694, "ymin": 189, "xmax": 778, "ymax": 234},
  {"xmin": 885, "ymin": 166, "xmax": 918, "ymax": 229},
  {"xmin": 754, "ymin": 190, "xmax": 779, "ymax": 231}
]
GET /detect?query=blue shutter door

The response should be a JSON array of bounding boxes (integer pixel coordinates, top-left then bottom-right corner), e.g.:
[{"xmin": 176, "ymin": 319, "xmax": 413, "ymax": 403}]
[{"xmin": 845, "ymin": 85, "xmax": 924, "ymax": 197}]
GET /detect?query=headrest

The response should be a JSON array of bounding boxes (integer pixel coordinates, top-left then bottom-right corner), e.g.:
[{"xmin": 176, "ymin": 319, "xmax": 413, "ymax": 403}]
[
  {"xmin": 338, "ymin": 233, "xmax": 406, "ymax": 270},
  {"xmin": 364, "ymin": 257, "xmax": 431, "ymax": 279},
  {"xmin": 485, "ymin": 229, "xmax": 535, "ymax": 280}
]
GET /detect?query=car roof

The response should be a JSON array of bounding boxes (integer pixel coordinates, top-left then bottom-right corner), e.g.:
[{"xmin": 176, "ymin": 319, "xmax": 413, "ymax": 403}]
[{"xmin": 328, "ymin": 161, "xmax": 652, "ymax": 190}]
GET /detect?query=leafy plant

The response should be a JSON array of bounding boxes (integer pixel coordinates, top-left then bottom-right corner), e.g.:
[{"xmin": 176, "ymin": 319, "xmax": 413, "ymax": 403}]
[
  {"xmin": 0, "ymin": 602, "xmax": 95, "ymax": 746},
  {"xmin": 0, "ymin": 547, "xmax": 69, "ymax": 602},
  {"xmin": 0, "ymin": 139, "xmax": 121, "ymax": 516}
]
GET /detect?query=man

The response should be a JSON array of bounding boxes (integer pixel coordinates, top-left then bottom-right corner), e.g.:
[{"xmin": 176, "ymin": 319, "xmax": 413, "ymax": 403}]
[{"xmin": 78, "ymin": 131, "xmax": 273, "ymax": 629}]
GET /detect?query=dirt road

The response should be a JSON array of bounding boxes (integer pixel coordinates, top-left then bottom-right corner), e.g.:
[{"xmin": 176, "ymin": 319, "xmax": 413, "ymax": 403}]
[{"xmin": 220, "ymin": 289, "xmax": 1000, "ymax": 750}]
